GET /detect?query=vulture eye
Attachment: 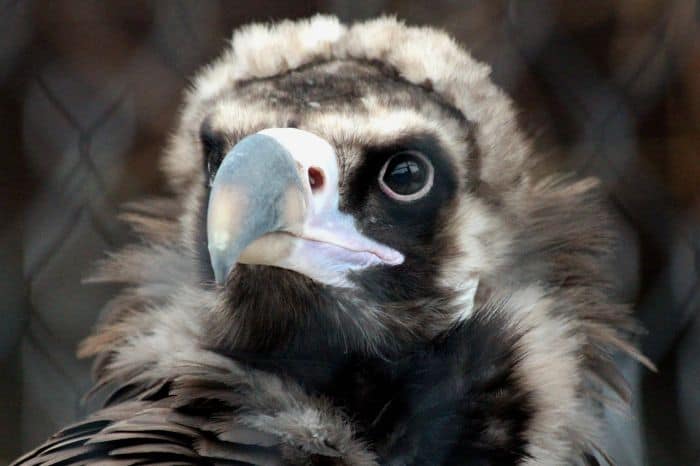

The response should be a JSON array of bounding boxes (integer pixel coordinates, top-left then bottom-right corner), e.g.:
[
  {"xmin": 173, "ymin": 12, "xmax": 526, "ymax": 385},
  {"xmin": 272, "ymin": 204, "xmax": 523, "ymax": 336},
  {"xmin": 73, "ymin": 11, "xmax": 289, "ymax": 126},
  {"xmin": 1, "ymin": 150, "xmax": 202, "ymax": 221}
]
[{"xmin": 379, "ymin": 151, "xmax": 434, "ymax": 201}]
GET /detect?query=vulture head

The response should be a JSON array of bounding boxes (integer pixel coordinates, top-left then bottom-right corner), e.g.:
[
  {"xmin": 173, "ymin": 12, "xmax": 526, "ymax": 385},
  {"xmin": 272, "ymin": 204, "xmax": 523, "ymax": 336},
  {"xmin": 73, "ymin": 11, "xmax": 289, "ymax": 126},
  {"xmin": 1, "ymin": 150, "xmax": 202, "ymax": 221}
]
[
  {"xmin": 14, "ymin": 16, "xmax": 647, "ymax": 466},
  {"xmin": 172, "ymin": 18, "xmax": 536, "ymax": 355}
]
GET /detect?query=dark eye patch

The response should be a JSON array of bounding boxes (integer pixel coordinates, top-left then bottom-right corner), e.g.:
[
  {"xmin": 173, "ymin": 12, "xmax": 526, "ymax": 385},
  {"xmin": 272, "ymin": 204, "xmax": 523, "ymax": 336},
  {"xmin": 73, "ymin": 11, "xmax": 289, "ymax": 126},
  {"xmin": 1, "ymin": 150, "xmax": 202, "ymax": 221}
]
[
  {"xmin": 200, "ymin": 119, "xmax": 228, "ymax": 186},
  {"xmin": 341, "ymin": 134, "xmax": 461, "ymax": 301},
  {"xmin": 342, "ymin": 133, "xmax": 459, "ymax": 222}
]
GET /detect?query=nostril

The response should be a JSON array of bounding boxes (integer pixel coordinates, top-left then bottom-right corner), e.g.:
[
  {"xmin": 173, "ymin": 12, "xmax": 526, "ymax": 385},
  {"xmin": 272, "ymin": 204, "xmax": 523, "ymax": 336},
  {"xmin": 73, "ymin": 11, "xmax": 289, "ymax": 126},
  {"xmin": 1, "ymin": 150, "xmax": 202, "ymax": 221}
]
[{"xmin": 308, "ymin": 167, "xmax": 324, "ymax": 192}]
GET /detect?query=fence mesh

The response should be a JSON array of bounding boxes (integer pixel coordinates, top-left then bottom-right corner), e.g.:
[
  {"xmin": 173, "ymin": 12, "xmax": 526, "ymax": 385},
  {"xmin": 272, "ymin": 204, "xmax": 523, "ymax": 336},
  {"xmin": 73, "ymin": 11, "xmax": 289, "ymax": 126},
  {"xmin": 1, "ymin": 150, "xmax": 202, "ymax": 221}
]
[{"xmin": 1, "ymin": 1, "xmax": 698, "ymax": 464}]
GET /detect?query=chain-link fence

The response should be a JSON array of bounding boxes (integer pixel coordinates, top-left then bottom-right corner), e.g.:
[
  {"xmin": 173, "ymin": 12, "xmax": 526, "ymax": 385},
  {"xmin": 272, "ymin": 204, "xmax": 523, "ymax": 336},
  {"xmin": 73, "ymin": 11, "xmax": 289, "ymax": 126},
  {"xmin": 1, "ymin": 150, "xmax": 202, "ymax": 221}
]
[{"xmin": 1, "ymin": 1, "xmax": 698, "ymax": 465}]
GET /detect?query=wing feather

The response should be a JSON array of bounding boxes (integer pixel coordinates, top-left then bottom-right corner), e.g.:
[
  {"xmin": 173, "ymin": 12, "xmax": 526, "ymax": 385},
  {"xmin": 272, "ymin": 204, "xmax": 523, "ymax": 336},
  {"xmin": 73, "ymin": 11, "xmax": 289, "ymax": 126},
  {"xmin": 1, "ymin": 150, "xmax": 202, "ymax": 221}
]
[{"xmin": 11, "ymin": 399, "xmax": 283, "ymax": 466}]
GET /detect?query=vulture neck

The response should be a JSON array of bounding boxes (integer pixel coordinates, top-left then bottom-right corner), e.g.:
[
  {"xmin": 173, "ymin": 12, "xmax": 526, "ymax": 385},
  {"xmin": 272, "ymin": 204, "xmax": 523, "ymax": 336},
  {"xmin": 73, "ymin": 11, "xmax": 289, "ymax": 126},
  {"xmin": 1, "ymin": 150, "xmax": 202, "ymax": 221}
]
[{"xmin": 206, "ymin": 265, "xmax": 399, "ymax": 359}]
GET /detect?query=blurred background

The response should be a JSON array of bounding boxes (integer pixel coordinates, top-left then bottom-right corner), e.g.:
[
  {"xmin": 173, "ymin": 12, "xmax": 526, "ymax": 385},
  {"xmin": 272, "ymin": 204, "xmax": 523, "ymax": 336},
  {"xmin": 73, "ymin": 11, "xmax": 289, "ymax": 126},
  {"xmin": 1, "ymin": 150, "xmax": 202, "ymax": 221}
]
[{"xmin": 0, "ymin": 1, "xmax": 698, "ymax": 464}]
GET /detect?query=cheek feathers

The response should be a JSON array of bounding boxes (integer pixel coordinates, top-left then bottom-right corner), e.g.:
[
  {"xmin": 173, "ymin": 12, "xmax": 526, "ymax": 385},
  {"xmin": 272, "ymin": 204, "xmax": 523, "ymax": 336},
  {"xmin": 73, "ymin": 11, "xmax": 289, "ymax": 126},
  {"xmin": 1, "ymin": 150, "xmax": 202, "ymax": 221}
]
[{"xmin": 439, "ymin": 196, "xmax": 512, "ymax": 283}]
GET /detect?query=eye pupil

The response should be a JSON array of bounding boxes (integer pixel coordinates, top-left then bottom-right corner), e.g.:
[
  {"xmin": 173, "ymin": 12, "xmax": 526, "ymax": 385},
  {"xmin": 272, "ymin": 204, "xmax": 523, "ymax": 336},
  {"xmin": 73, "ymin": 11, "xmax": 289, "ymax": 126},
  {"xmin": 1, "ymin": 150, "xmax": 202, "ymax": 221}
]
[
  {"xmin": 387, "ymin": 159, "xmax": 426, "ymax": 195},
  {"xmin": 379, "ymin": 151, "xmax": 433, "ymax": 201}
]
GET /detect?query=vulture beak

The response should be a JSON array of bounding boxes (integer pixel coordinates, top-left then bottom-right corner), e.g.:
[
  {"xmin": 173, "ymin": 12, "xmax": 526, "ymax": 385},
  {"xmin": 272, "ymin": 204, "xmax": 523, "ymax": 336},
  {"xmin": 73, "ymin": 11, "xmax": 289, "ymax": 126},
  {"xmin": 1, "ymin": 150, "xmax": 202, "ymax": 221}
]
[{"xmin": 207, "ymin": 128, "xmax": 404, "ymax": 287}]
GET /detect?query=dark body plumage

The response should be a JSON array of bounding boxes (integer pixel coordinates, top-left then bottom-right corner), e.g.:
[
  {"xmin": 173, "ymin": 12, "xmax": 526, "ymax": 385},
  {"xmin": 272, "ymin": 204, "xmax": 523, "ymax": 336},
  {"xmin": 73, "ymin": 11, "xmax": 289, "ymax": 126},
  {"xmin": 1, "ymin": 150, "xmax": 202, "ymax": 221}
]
[
  {"xmin": 222, "ymin": 314, "xmax": 532, "ymax": 465},
  {"xmin": 13, "ymin": 16, "xmax": 646, "ymax": 466},
  {"xmin": 15, "ymin": 313, "xmax": 530, "ymax": 466}
]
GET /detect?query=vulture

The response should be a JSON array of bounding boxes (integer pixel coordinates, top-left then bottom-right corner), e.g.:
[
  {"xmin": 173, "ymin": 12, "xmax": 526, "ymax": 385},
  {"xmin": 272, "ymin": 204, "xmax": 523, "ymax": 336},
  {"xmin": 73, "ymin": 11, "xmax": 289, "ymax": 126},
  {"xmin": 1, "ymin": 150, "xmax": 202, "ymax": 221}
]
[{"xmin": 14, "ymin": 15, "xmax": 648, "ymax": 466}]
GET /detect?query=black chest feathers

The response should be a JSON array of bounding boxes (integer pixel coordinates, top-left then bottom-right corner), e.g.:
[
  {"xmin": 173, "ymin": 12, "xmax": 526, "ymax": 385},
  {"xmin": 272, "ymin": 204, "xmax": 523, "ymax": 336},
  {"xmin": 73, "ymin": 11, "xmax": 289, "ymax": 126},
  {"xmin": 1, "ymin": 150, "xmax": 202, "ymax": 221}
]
[{"xmin": 223, "ymin": 316, "xmax": 533, "ymax": 466}]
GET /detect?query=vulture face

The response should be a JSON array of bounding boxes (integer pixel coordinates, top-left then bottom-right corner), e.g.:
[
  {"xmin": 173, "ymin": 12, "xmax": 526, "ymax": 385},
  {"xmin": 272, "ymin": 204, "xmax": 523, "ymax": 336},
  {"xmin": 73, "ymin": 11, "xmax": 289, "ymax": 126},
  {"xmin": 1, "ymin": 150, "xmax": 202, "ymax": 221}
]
[{"xmin": 195, "ymin": 61, "xmax": 485, "ymax": 353}]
